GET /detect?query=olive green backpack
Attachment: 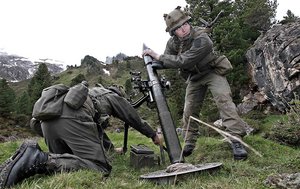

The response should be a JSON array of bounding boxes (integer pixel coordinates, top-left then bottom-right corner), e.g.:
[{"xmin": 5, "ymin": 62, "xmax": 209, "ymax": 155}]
[
  {"xmin": 32, "ymin": 84, "xmax": 69, "ymax": 121},
  {"xmin": 32, "ymin": 83, "xmax": 89, "ymax": 121}
]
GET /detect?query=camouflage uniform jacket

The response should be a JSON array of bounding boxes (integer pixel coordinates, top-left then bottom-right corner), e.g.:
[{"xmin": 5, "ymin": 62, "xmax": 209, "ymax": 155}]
[
  {"xmin": 159, "ymin": 26, "xmax": 217, "ymax": 81},
  {"xmin": 89, "ymin": 86, "xmax": 156, "ymax": 139}
]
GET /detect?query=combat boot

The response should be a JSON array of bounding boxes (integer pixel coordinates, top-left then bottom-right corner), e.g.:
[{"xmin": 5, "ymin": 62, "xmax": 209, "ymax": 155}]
[
  {"xmin": 230, "ymin": 140, "xmax": 248, "ymax": 160},
  {"xmin": 0, "ymin": 145, "xmax": 26, "ymax": 189},
  {"xmin": 182, "ymin": 144, "xmax": 195, "ymax": 157},
  {"xmin": 0, "ymin": 140, "xmax": 49, "ymax": 188},
  {"xmin": 182, "ymin": 130, "xmax": 198, "ymax": 157},
  {"xmin": 0, "ymin": 140, "xmax": 33, "ymax": 175}
]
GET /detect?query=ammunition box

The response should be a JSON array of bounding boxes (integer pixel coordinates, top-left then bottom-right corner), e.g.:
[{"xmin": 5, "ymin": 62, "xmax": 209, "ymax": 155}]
[{"xmin": 130, "ymin": 144, "xmax": 159, "ymax": 169}]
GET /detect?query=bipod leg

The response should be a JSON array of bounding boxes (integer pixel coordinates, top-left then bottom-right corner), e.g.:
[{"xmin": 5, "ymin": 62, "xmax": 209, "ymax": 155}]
[{"xmin": 123, "ymin": 123, "xmax": 129, "ymax": 154}]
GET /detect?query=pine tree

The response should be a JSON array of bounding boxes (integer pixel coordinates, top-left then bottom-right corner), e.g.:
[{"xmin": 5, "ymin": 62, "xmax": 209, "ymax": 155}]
[
  {"xmin": 0, "ymin": 79, "xmax": 16, "ymax": 116},
  {"xmin": 280, "ymin": 10, "xmax": 299, "ymax": 24},
  {"xmin": 16, "ymin": 91, "xmax": 31, "ymax": 115},
  {"xmin": 27, "ymin": 63, "xmax": 52, "ymax": 110}
]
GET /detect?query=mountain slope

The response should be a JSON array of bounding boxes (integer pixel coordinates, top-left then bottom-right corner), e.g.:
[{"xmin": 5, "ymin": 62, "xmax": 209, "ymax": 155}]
[{"xmin": 0, "ymin": 51, "xmax": 64, "ymax": 82}]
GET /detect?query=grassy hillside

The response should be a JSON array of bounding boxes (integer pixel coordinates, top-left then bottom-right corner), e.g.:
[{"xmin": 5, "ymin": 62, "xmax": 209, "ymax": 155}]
[
  {"xmin": 1, "ymin": 114, "xmax": 299, "ymax": 189},
  {"xmin": 2, "ymin": 55, "xmax": 299, "ymax": 188}
]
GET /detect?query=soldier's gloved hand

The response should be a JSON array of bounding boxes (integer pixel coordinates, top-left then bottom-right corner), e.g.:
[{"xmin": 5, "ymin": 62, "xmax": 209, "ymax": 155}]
[
  {"xmin": 152, "ymin": 61, "xmax": 165, "ymax": 69},
  {"xmin": 142, "ymin": 48, "xmax": 161, "ymax": 60},
  {"xmin": 114, "ymin": 147, "xmax": 124, "ymax": 155},
  {"xmin": 151, "ymin": 134, "xmax": 162, "ymax": 145}
]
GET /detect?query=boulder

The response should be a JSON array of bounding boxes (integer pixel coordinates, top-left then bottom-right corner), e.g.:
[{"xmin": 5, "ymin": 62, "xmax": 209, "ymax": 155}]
[{"xmin": 245, "ymin": 19, "xmax": 300, "ymax": 112}]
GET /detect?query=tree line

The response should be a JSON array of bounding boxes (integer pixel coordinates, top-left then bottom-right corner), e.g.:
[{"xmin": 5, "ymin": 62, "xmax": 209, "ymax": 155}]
[{"xmin": 0, "ymin": 63, "xmax": 51, "ymax": 117}]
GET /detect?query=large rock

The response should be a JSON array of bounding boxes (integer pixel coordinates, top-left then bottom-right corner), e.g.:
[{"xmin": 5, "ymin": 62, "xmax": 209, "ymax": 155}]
[{"xmin": 245, "ymin": 20, "xmax": 300, "ymax": 112}]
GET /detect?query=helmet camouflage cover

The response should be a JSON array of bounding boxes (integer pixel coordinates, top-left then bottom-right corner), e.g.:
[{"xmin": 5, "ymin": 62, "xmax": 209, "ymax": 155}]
[{"xmin": 164, "ymin": 6, "xmax": 191, "ymax": 35}]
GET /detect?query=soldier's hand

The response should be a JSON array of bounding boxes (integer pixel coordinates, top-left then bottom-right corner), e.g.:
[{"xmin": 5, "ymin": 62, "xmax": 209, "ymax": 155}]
[
  {"xmin": 151, "ymin": 134, "xmax": 162, "ymax": 145},
  {"xmin": 114, "ymin": 147, "xmax": 124, "ymax": 155},
  {"xmin": 142, "ymin": 49, "xmax": 161, "ymax": 60}
]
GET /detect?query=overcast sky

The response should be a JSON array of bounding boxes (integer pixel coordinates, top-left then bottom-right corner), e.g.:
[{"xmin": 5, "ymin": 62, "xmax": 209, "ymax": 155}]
[{"xmin": 0, "ymin": 0, "xmax": 299, "ymax": 67}]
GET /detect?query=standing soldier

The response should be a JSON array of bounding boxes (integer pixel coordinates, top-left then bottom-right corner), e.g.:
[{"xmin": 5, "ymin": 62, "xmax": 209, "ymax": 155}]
[{"xmin": 143, "ymin": 6, "xmax": 249, "ymax": 160}]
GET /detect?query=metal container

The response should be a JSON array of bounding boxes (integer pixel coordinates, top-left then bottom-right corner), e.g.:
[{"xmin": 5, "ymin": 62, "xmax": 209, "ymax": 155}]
[{"xmin": 130, "ymin": 145, "xmax": 159, "ymax": 169}]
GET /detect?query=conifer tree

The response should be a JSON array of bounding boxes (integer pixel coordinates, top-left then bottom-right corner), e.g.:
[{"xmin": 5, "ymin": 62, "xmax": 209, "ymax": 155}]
[
  {"xmin": 281, "ymin": 10, "xmax": 299, "ymax": 24},
  {"xmin": 27, "ymin": 63, "xmax": 52, "ymax": 110},
  {"xmin": 16, "ymin": 91, "xmax": 31, "ymax": 115},
  {"xmin": 0, "ymin": 79, "xmax": 16, "ymax": 116}
]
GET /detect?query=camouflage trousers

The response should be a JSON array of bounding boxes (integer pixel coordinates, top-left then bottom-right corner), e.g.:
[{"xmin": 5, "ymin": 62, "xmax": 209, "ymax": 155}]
[
  {"xmin": 45, "ymin": 153, "xmax": 109, "ymax": 176},
  {"xmin": 41, "ymin": 118, "xmax": 111, "ymax": 175},
  {"xmin": 183, "ymin": 72, "xmax": 247, "ymax": 146}
]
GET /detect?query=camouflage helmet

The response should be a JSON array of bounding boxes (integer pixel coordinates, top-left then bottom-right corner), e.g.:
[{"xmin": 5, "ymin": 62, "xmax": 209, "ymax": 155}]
[{"xmin": 164, "ymin": 6, "xmax": 191, "ymax": 35}]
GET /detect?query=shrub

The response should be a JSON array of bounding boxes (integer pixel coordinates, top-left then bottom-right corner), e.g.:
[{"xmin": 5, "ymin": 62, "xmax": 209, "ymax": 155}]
[{"xmin": 267, "ymin": 97, "xmax": 300, "ymax": 146}]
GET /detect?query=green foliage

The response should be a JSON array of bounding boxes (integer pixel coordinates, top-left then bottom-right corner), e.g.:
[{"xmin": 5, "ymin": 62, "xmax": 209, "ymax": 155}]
[
  {"xmin": 236, "ymin": 0, "xmax": 277, "ymax": 31},
  {"xmin": 126, "ymin": 61, "xmax": 131, "ymax": 69},
  {"xmin": 15, "ymin": 92, "xmax": 31, "ymax": 115},
  {"xmin": 163, "ymin": 69, "xmax": 186, "ymax": 117},
  {"xmin": 185, "ymin": 0, "xmax": 277, "ymax": 101},
  {"xmin": 200, "ymin": 93, "xmax": 220, "ymax": 122},
  {"xmin": 20, "ymin": 170, "xmax": 106, "ymax": 189},
  {"xmin": 0, "ymin": 79, "xmax": 16, "ymax": 116},
  {"xmin": 70, "ymin": 74, "xmax": 86, "ymax": 86},
  {"xmin": 114, "ymin": 60, "xmax": 128, "ymax": 79},
  {"xmin": 167, "ymin": 98, "xmax": 182, "ymax": 127},
  {"xmin": 280, "ymin": 10, "xmax": 300, "ymax": 24},
  {"xmin": 54, "ymin": 66, "xmax": 86, "ymax": 86},
  {"xmin": 27, "ymin": 63, "xmax": 52, "ymax": 110},
  {"xmin": 1, "ymin": 126, "xmax": 300, "ymax": 189},
  {"xmin": 266, "ymin": 97, "xmax": 300, "ymax": 146},
  {"xmin": 12, "ymin": 113, "xmax": 31, "ymax": 127},
  {"xmin": 97, "ymin": 75, "xmax": 110, "ymax": 87},
  {"xmin": 124, "ymin": 79, "xmax": 133, "ymax": 95}
]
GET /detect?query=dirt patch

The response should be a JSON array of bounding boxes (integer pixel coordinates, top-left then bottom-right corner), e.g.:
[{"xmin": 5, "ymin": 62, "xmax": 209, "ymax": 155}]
[{"xmin": 0, "ymin": 115, "xmax": 36, "ymax": 143}]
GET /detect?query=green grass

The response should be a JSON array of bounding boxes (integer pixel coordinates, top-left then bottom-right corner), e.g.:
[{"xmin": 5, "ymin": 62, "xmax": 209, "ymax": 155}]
[{"xmin": 1, "ymin": 121, "xmax": 300, "ymax": 189}]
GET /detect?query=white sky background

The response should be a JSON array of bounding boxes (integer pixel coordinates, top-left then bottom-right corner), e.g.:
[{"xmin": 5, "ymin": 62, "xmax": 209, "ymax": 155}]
[{"xmin": 0, "ymin": 0, "xmax": 299, "ymax": 67}]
